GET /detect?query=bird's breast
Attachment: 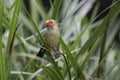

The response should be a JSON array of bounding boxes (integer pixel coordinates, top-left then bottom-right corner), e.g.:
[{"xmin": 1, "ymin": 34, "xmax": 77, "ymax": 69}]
[{"xmin": 44, "ymin": 29, "xmax": 60, "ymax": 47}]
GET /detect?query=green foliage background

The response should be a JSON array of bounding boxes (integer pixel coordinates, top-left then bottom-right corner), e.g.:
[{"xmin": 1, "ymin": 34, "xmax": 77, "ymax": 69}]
[{"xmin": 0, "ymin": 0, "xmax": 120, "ymax": 80}]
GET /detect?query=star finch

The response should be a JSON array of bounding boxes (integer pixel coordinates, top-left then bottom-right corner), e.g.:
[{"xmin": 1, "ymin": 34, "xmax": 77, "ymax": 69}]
[{"xmin": 37, "ymin": 19, "xmax": 60, "ymax": 57}]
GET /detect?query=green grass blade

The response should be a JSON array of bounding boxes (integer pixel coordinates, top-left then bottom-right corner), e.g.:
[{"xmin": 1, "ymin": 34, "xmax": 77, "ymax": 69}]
[
  {"xmin": 6, "ymin": 0, "xmax": 21, "ymax": 55},
  {"xmin": 80, "ymin": 37, "xmax": 101, "ymax": 70},
  {"xmin": 30, "ymin": 0, "xmax": 39, "ymax": 24},
  {"xmin": 35, "ymin": 0, "xmax": 48, "ymax": 19},
  {"xmin": 3, "ymin": 2, "xmax": 16, "ymax": 29},
  {"xmin": 5, "ymin": 0, "xmax": 21, "ymax": 79},
  {"xmin": 0, "ymin": 0, "xmax": 6, "ymax": 80},
  {"xmin": 22, "ymin": 4, "xmax": 45, "ymax": 45},
  {"xmin": 98, "ymin": 0, "xmax": 120, "ymax": 77},
  {"xmin": 42, "ymin": 66, "xmax": 63, "ymax": 80},
  {"xmin": 51, "ymin": 0, "xmax": 62, "ymax": 20},
  {"xmin": 76, "ymin": 24, "xmax": 104, "ymax": 59},
  {"xmin": 106, "ymin": 19, "xmax": 120, "ymax": 49},
  {"xmin": 40, "ymin": 50, "xmax": 64, "ymax": 80},
  {"xmin": 60, "ymin": 37, "xmax": 85, "ymax": 79},
  {"xmin": 70, "ymin": 24, "xmax": 90, "ymax": 51},
  {"xmin": 92, "ymin": 42, "xmax": 115, "ymax": 76},
  {"xmin": 70, "ymin": 2, "xmax": 100, "ymax": 51}
]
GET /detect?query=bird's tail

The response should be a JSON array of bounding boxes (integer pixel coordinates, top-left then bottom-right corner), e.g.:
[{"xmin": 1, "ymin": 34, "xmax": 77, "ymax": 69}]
[{"xmin": 37, "ymin": 47, "xmax": 46, "ymax": 57}]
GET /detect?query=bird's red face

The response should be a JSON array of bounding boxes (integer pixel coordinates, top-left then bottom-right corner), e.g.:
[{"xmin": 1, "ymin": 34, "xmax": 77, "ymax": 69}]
[{"xmin": 45, "ymin": 19, "xmax": 55, "ymax": 28}]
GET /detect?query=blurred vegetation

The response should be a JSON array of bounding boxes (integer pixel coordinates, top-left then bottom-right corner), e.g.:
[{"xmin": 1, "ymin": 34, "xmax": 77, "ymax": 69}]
[{"xmin": 0, "ymin": 0, "xmax": 120, "ymax": 80}]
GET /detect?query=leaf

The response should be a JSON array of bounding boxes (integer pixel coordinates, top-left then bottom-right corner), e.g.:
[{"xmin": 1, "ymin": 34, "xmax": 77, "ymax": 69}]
[
  {"xmin": 0, "ymin": 0, "xmax": 6, "ymax": 80},
  {"xmin": 60, "ymin": 37, "xmax": 85, "ymax": 79},
  {"xmin": 80, "ymin": 37, "xmax": 101, "ymax": 70},
  {"xmin": 35, "ymin": 0, "xmax": 48, "ymax": 19},
  {"xmin": 6, "ymin": 0, "xmax": 21, "ymax": 55},
  {"xmin": 42, "ymin": 66, "xmax": 63, "ymax": 80},
  {"xmin": 51, "ymin": 0, "xmax": 62, "ymax": 20},
  {"xmin": 5, "ymin": 0, "xmax": 22, "ymax": 79}
]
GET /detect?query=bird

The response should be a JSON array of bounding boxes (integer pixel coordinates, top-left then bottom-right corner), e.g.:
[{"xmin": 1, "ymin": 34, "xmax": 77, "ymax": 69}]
[{"xmin": 37, "ymin": 19, "xmax": 60, "ymax": 57}]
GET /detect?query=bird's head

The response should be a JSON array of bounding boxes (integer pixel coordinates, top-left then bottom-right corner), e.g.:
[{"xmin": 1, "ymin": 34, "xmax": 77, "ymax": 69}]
[{"xmin": 45, "ymin": 19, "xmax": 57, "ymax": 29}]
